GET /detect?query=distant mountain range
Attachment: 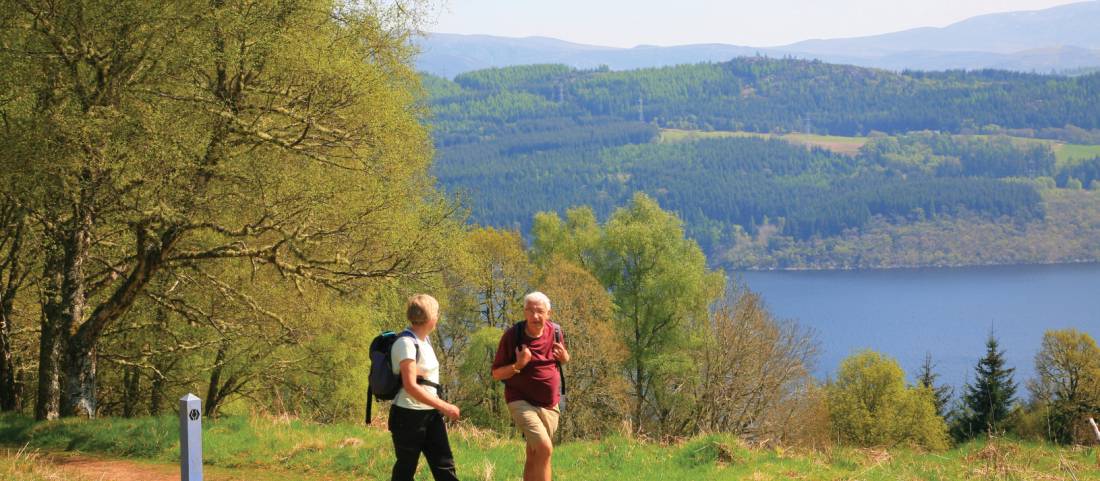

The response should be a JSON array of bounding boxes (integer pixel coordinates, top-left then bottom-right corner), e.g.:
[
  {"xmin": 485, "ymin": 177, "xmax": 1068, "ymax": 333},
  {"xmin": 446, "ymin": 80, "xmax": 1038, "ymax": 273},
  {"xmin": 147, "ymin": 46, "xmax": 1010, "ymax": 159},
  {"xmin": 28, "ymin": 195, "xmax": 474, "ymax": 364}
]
[{"xmin": 415, "ymin": 1, "xmax": 1100, "ymax": 77}]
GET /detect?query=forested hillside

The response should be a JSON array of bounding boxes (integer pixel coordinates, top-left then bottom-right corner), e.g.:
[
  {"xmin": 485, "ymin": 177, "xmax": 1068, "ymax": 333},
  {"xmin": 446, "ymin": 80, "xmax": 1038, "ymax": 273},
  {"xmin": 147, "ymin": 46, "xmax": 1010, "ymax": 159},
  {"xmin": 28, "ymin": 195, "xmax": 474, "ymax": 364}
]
[{"xmin": 428, "ymin": 58, "xmax": 1100, "ymax": 268}]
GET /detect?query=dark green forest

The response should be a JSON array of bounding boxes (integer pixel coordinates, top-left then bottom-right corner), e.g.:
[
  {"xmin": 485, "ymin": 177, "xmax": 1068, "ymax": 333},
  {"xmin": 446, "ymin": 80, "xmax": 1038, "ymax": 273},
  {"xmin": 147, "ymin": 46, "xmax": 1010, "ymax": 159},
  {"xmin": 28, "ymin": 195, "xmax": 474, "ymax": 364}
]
[{"xmin": 426, "ymin": 58, "xmax": 1100, "ymax": 267}]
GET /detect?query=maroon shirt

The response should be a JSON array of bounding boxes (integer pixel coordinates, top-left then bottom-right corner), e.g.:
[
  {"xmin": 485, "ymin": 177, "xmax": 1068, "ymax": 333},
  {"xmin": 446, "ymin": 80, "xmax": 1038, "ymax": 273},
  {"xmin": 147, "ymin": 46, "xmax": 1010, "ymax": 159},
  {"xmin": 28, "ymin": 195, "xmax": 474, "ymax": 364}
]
[{"xmin": 492, "ymin": 321, "xmax": 564, "ymax": 408}]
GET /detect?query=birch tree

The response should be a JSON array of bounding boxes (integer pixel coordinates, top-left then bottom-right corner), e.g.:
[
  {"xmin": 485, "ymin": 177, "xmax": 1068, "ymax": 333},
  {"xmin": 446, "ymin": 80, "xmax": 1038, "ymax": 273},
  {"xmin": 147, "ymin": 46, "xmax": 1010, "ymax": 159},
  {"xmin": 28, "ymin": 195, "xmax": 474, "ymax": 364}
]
[{"xmin": 1, "ymin": 0, "xmax": 453, "ymax": 419}]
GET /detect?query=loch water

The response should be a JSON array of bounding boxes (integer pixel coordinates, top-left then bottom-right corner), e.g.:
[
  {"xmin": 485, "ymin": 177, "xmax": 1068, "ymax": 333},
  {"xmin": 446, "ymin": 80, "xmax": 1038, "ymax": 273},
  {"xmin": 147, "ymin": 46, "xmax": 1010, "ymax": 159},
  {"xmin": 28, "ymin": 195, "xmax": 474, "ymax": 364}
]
[{"xmin": 738, "ymin": 263, "xmax": 1100, "ymax": 392}]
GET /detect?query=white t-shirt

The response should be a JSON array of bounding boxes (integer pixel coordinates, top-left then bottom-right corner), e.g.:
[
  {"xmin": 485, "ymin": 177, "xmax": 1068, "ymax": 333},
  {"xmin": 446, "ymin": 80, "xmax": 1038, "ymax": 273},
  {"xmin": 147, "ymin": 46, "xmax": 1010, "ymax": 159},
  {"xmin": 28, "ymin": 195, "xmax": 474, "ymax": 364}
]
[{"xmin": 390, "ymin": 331, "xmax": 440, "ymax": 410}]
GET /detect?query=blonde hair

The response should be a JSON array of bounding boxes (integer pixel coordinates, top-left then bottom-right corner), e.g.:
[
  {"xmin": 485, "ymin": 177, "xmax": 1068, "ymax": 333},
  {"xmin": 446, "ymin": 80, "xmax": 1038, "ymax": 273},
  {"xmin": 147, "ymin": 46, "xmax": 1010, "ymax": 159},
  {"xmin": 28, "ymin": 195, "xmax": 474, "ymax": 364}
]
[{"xmin": 406, "ymin": 294, "xmax": 439, "ymax": 325}]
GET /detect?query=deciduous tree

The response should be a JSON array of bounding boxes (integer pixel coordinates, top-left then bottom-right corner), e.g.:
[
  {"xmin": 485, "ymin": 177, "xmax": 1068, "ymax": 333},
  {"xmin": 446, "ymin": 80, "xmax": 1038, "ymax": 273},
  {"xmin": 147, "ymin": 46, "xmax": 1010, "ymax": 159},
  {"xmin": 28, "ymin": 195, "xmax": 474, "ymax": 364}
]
[
  {"xmin": 1030, "ymin": 329, "xmax": 1100, "ymax": 444},
  {"xmin": 1, "ymin": 0, "xmax": 453, "ymax": 419},
  {"xmin": 827, "ymin": 350, "xmax": 949, "ymax": 450}
]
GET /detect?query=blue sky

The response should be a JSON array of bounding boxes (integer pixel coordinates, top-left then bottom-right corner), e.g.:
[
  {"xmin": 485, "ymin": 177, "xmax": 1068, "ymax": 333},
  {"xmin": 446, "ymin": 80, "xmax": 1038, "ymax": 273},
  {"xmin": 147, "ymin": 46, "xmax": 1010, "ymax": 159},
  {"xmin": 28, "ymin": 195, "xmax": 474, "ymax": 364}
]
[{"xmin": 428, "ymin": 0, "xmax": 1086, "ymax": 47}]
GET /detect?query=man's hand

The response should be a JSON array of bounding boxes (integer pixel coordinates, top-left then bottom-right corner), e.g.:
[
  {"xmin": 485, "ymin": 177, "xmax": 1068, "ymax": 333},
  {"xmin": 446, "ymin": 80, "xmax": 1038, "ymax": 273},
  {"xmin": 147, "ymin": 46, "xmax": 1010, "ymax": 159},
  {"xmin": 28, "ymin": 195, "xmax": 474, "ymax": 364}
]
[
  {"xmin": 515, "ymin": 345, "xmax": 533, "ymax": 369},
  {"xmin": 439, "ymin": 402, "xmax": 461, "ymax": 421},
  {"xmin": 552, "ymin": 342, "xmax": 570, "ymax": 363}
]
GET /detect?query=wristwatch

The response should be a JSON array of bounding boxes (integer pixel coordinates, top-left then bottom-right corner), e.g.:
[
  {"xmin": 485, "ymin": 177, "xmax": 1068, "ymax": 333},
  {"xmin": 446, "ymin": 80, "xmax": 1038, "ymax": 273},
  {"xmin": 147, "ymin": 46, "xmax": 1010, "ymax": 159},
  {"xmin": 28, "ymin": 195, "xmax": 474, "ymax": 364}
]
[{"xmin": 511, "ymin": 364, "xmax": 522, "ymax": 374}]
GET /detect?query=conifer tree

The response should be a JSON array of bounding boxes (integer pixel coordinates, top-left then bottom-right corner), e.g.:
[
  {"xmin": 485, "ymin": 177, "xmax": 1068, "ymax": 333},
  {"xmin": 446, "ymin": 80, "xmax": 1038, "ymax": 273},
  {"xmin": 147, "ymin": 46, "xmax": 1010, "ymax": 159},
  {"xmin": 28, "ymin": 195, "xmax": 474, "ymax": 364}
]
[
  {"xmin": 960, "ymin": 335, "xmax": 1017, "ymax": 438},
  {"xmin": 917, "ymin": 352, "xmax": 954, "ymax": 419}
]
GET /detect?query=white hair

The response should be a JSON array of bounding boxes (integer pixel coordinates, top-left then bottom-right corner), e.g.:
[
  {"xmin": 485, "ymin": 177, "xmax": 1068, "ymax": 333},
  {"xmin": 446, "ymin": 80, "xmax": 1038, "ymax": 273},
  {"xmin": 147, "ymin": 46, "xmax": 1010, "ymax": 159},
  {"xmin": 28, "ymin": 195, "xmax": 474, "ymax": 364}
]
[{"xmin": 523, "ymin": 291, "xmax": 551, "ymax": 310}]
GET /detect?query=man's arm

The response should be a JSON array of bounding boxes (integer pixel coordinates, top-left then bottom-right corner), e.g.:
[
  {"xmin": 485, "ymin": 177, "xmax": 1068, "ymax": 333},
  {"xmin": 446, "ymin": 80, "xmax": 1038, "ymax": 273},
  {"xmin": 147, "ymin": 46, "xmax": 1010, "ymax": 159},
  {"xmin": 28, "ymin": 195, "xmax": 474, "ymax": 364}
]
[
  {"xmin": 491, "ymin": 346, "xmax": 532, "ymax": 381},
  {"xmin": 491, "ymin": 328, "xmax": 532, "ymax": 381},
  {"xmin": 552, "ymin": 341, "xmax": 570, "ymax": 364},
  {"xmin": 553, "ymin": 328, "xmax": 570, "ymax": 364}
]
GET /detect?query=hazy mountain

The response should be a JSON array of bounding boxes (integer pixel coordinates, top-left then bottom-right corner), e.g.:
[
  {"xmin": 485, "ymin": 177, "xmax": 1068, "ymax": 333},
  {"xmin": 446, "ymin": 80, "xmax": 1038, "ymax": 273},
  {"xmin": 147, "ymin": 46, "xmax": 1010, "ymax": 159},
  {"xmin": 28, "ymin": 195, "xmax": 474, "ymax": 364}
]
[
  {"xmin": 415, "ymin": 1, "xmax": 1100, "ymax": 77},
  {"xmin": 799, "ymin": 45, "xmax": 1100, "ymax": 73},
  {"xmin": 787, "ymin": 1, "xmax": 1100, "ymax": 56},
  {"xmin": 414, "ymin": 34, "xmax": 764, "ymax": 78}
]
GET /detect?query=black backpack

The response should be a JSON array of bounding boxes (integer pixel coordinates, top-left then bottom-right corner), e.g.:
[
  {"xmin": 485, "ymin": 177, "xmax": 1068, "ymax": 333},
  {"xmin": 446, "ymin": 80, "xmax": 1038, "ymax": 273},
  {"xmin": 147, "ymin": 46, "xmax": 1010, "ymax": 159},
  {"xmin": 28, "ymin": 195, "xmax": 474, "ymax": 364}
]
[
  {"xmin": 510, "ymin": 321, "xmax": 567, "ymax": 407},
  {"xmin": 364, "ymin": 329, "xmax": 441, "ymax": 423}
]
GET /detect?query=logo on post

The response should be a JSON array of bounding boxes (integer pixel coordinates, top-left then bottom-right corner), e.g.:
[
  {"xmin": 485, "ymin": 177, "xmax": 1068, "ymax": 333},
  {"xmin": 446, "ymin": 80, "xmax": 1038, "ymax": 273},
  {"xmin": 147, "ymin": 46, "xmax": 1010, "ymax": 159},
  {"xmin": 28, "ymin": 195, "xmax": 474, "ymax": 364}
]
[{"xmin": 189, "ymin": 409, "xmax": 200, "ymax": 421}]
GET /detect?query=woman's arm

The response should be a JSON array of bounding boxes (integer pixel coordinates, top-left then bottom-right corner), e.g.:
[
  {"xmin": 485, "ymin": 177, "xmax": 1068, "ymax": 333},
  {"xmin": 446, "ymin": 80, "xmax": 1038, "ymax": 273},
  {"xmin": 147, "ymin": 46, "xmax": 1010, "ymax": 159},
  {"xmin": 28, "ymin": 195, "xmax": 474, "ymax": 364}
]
[{"xmin": 399, "ymin": 359, "xmax": 460, "ymax": 420}]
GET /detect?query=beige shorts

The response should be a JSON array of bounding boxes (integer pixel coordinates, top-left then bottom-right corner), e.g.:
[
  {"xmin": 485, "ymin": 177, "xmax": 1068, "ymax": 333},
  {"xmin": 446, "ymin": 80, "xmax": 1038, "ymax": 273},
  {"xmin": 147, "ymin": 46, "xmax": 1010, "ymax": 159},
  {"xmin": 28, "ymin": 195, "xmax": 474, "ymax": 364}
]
[{"xmin": 507, "ymin": 400, "xmax": 560, "ymax": 446}]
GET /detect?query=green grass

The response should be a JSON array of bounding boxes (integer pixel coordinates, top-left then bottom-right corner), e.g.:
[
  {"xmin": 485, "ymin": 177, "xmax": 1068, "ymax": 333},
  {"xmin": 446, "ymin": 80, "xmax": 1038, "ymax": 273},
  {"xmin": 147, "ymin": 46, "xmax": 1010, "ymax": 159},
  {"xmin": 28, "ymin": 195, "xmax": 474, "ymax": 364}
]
[
  {"xmin": 1054, "ymin": 143, "xmax": 1100, "ymax": 169},
  {"xmin": 658, "ymin": 129, "xmax": 869, "ymax": 156},
  {"xmin": 658, "ymin": 128, "xmax": 765, "ymax": 143},
  {"xmin": 660, "ymin": 129, "xmax": 1100, "ymax": 167},
  {"xmin": 1, "ymin": 413, "xmax": 1098, "ymax": 480}
]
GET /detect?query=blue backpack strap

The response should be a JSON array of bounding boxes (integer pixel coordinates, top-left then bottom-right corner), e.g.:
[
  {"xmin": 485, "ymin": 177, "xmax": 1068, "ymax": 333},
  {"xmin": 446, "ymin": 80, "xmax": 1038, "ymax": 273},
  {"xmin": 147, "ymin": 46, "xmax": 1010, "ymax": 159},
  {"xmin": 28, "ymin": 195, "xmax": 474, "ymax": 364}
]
[{"xmin": 398, "ymin": 329, "xmax": 420, "ymax": 361}]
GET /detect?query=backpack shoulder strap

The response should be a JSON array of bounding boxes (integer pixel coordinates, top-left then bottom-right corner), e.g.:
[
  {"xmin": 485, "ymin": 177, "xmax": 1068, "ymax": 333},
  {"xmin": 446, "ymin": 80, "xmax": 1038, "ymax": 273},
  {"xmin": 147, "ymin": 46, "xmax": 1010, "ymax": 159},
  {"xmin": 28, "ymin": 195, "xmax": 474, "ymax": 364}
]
[
  {"xmin": 398, "ymin": 329, "xmax": 420, "ymax": 361},
  {"xmin": 552, "ymin": 322, "xmax": 566, "ymax": 395},
  {"xmin": 515, "ymin": 321, "xmax": 526, "ymax": 344},
  {"xmin": 510, "ymin": 321, "xmax": 526, "ymax": 363}
]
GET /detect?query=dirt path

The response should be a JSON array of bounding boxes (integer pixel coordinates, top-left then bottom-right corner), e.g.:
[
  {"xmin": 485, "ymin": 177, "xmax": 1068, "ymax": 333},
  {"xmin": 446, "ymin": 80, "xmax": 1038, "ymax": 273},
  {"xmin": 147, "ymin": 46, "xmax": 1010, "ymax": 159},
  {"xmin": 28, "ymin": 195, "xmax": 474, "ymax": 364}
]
[
  {"xmin": 8, "ymin": 450, "xmax": 358, "ymax": 481},
  {"xmin": 48, "ymin": 453, "xmax": 181, "ymax": 481}
]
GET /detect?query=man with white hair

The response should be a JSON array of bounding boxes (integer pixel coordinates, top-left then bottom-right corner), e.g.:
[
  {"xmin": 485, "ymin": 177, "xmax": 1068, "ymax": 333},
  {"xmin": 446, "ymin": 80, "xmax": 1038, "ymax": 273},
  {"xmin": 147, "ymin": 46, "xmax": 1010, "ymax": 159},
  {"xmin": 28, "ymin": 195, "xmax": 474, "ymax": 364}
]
[{"xmin": 491, "ymin": 291, "xmax": 570, "ymax": 481}]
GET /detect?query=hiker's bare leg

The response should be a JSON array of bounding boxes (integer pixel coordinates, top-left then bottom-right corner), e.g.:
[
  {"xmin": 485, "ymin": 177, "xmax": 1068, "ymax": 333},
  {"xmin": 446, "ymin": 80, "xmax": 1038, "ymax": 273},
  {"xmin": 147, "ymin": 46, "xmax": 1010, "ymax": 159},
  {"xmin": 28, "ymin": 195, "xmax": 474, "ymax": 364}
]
[{"xmin": 524, "ymin": 439, "xmax": 553, "ymax": 481}]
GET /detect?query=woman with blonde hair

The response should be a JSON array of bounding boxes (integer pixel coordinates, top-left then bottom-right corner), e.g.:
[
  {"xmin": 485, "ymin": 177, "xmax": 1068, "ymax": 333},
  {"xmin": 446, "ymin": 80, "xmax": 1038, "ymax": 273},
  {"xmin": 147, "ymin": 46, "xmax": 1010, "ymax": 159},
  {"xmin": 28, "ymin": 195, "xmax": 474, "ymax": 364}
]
[{"xmin": 388, "ymin": 294, "xmax": 461, "ymax": 481}]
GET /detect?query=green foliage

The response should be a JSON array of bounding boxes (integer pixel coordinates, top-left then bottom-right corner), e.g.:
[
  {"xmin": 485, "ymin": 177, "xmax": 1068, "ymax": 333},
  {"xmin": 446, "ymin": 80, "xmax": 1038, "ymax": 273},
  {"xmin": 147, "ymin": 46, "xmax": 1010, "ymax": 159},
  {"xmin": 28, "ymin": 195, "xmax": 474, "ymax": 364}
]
[
  {"xmin": 532, "ymin": 194, "xmax": 725, "ymax": 436},
  {"xmin": 1029, "ymin": 329, "xmax": 1100, "ymax": 444},
  {"xmin": 430, "ymin": 59, "xmax": 1100, "ymax": 136},
  {"xmin": 427, "ymin": 57, "xmax": 1100, "ymax": 269},
  {"xmin": 6, "ymin": 413, "xmax": 1100, "ymax": 480},
  {"xmin": 537, "ymin": 259, "xmax": 629, "ymax": 440},
  {"xmin": 456, "ymin": 326, "xmax": 510, "ymax": 430},
  {"xmin": 956, "ymin": 335, "xmax": 1018, "ymax": 440},
  {"xmin": 916, "ymin": 353, "xmax": 954, "ymax": 419},
  {"xmin": 676, "ymin": 434, "xmax": 751, "ymax": 467},
  {"xmin": 859, "ymin": 132, "xmax": 1056, "ymax": 178},
  {"xmin": 0, "ymin": 0, "xmax": 461, "ymax": 419},
  {"xmin": 434, "ymin": 228, "xmax": 534, "ymax": 430},
  {"xmin": 597, "ymin": 194, "xmax": 725, "ymax": 435},
  {"xmin": 827, "ymin": 350, "xmax": 949, "ymax": 450},
  {"xmin": 1058, "ymin": 155, "xmax": 1100, "ymax": 187},
  {"xmin": 722, "ymin": 189, "xmax": 1100, "ymax": 269}
]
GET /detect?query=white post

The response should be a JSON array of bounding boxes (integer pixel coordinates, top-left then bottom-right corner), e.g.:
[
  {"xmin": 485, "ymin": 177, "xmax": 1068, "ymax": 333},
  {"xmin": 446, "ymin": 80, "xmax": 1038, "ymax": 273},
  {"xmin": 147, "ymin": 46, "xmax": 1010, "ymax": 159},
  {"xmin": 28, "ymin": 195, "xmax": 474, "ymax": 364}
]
[
  {"xmin": 180, "ymin": 393, "xmax": 203, "ymax": 481},
  {"xmin": 1089, "ymin": 417, "xmax": 1100, "ymax": 443}
]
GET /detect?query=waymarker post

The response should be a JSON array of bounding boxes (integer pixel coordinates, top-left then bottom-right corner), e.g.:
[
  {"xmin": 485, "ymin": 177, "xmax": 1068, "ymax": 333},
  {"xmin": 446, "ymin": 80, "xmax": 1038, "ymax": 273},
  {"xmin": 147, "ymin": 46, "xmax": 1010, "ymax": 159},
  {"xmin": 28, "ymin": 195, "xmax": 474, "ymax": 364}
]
[{"xmin": 180, "ymin": 393, "xmax": 203, "ymax": 481}]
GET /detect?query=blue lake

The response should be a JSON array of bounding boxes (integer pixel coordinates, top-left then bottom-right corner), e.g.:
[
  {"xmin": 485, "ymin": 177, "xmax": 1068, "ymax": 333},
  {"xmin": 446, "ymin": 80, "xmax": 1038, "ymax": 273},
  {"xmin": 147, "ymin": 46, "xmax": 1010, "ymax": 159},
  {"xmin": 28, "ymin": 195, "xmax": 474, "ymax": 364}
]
[{"xmin": 737, "ymin": 263, "xmax": 1100, "ymax": 394}]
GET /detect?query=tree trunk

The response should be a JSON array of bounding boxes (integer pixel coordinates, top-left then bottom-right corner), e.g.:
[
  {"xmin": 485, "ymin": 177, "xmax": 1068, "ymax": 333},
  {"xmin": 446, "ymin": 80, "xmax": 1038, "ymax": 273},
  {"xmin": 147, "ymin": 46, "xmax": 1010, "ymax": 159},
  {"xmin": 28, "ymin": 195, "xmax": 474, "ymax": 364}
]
[
  {"xmin": 0, "ymin": 309, "xmax": 16, "ymax": 411},
  {"xmin": 35, "ymin": 311, "xmax": 62, "ymax": 420},
  {"xmin": 149, "ymin": 374, "xmax": 164, "ymax": 415},
  {"xmin": 56, "ymin": 222, "xmax": 178, "ymax": 418},
  {"xmin": 55, "ymin": 220, "xmax": 93, "ymax": 418},
  {"xmin": 633, "ymin": 362, "xmax": 644, "ymax": 435},
  {"xmin": 1, "ymin": 208, "xmax": 27, "ymax": 412},
  {"xmin": 204, "ymin": 342, "xmax": 228, "ymax": 417},
  {"xmin": 122, "ymin": 364, "xmax": 140, "ymax": 418},
  {"xmin": 60, "ymin": 342, "xmax": 96, "ymax": 418},
  {"xmin": 148, "ymin": 355, "xmax": 175, "ymax": 415},
  {"xmin": 35, "ymin": 247, "xmax": 65, "ymax": 420}
]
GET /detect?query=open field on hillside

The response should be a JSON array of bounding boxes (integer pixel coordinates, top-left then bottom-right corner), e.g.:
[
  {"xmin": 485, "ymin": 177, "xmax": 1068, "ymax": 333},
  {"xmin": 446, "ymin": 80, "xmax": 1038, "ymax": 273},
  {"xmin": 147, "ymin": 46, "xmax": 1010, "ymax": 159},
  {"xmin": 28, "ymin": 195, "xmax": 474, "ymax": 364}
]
[
  {"xmin": 660, "ymin": 129, "xmax": 1100, "ymax": 164},
  {"xmin": 659, "ymin": 129, "xmax": 868, "ymax": 155},
  {"xmin": 1055, "ymin": 143, "xmax": 1100, "ymax": 168},
  {"xmin": 2, "ymin": 414, "xmax": 1098, "ymax": 481}
]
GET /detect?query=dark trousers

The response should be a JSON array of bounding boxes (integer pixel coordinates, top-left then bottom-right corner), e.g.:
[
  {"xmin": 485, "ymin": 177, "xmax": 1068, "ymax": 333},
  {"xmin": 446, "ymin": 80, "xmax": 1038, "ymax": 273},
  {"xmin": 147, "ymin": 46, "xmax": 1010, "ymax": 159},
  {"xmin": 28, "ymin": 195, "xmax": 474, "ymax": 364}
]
[{"xmin": 388, "ymin": 405, "xmax": 459, "ymax": 481}]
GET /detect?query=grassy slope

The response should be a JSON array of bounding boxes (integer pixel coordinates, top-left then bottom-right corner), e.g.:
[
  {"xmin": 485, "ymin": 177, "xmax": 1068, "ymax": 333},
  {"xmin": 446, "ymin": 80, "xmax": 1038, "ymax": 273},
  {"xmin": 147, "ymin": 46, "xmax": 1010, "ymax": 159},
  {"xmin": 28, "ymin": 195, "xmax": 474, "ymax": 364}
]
[
  {"xmin": 659, "ymin": 128, "xmax": 1100, "ymax": 166},
  {"xmin": 1, "ymin": 414, "xmax": 1097, "ymax": 481},
  {"xmin": 658, "ymin": 129, "xmax": 868, "ymax": 156},
  {"xmin": 1055, "ymin": 143, "xmax": 1100, "ymax": 169}
]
